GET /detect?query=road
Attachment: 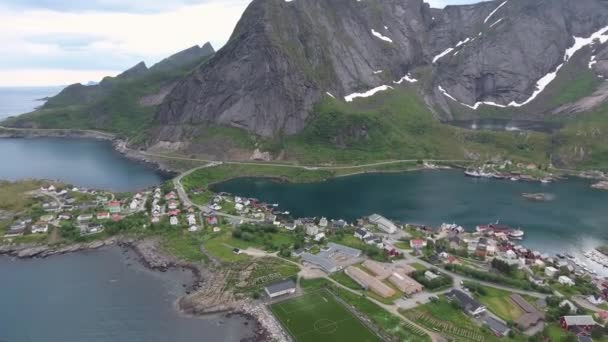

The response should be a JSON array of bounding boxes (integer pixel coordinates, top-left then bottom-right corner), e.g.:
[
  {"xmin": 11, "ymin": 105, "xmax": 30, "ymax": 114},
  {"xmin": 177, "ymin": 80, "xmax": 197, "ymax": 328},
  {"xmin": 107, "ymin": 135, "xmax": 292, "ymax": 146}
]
[
  {"xmin": 400, "ymin": 251, "xmax": 549, "ymax": 299},
  {"xmin": 572, "ymin": 295, "xmax": 602, "ymax": 312},
  {"xmin": 173, "ymin": 163, "xmax": 263, "ymax": 223}
]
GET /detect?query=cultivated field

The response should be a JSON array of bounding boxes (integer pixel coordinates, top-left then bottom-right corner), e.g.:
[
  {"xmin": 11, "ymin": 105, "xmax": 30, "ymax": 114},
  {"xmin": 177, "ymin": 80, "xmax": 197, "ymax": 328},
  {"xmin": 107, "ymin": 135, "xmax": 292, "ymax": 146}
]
[{"xmin": 269, "ymin": 289, "xmax": 381, "ymax": 342}]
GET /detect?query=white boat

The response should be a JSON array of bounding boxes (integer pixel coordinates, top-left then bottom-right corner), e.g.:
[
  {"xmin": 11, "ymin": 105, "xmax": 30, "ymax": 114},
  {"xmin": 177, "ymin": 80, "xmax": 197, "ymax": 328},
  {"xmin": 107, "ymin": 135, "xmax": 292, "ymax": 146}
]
[
  {"xmin": 465, "ymin": 170, "xmax": 482, "ymax": 178},
  {"xmin": 541, "ymin": 178, "xmax": 551, "ymax": 184},
  {"xmin": 510, "ymin": 177, "xmax": 519, "ymax": 181},
  {"xmin": 509, "ymin": 229, "xmax": 525, "ymax": 239}
]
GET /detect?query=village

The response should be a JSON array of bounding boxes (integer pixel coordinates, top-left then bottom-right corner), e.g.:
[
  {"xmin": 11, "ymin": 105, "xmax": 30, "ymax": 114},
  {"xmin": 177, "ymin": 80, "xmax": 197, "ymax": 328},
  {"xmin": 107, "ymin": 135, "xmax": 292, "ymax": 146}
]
[{"xmin": 3, "ymin": 181, "xmax": 608, "ymax": 342}]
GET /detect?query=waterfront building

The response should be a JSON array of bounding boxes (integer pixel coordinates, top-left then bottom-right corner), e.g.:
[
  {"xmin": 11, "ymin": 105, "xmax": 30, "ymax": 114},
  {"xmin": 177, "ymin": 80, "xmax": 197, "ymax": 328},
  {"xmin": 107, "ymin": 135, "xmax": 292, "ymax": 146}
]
[{"xmin": 368, "ymin": 214, "xmax": 397, "ymax": 234}]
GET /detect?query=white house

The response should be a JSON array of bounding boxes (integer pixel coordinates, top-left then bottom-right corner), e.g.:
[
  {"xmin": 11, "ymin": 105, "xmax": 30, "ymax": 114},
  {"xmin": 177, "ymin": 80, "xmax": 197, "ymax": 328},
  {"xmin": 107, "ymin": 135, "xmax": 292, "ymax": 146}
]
[
  {"xmin": 305, "ymin": 224, "xmax": 319, "ymax": 236},
  {"xmin": 354, "ymin": 228, "xmax": 371, "ymax": 240},
  {"xmin": 188, "ymin": 226, "xmax": 199, "ymax": 232},
  {"xmin": 545, "ymin": 266, "xmax": 558, "ymax": 278},
  {"xmin": 187, "ymin": 214, "xmax": 197, "ymax": 226},
  {"xmin": 314, "ymin": 232, "xmax": 326, "ymax": 242},
  {"xmin": 31, "ymin": 224, "xmax": 49, "ymax": 234},
  {"xmin": 425, "ymin": 271, "xmax": 439, "ymax": 281},
  {"xmin": 558, "ymin": 275, "xmax": 575, "ymax": 286},
  {"xmin": 319, "ymin": 217, "xmax": 328, "ymax": 228},
  {"xmin": 170, "ymin": 216, "xmax": 179, "ymax": 226}
]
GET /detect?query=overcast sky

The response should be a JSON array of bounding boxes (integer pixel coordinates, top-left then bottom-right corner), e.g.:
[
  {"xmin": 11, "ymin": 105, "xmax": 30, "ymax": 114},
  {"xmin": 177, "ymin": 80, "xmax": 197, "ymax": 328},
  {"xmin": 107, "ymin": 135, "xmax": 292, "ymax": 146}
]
[{"xmin": 0, "ymin": 0, "xmax": 477, "ymax": 87}]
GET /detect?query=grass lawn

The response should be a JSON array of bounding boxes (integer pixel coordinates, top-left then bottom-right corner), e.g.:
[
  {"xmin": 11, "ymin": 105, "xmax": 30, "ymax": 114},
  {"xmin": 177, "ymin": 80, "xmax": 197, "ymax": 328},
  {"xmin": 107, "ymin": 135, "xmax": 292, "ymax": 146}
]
[
  {"xmin": 202, "ymin": 232, "xmax": 250, "ymax": 262},
  {"xmin": 270, "ymin": 289, "xmax": 382, "ymax": 342},
  {"xmin": 330, "ymin": 271, "xmax": 364, "ymax": 290},
  {"xmin": 473, "ymin": 286, "xmax": 524, "ymax": 321},
  {"xmin": 394, "ymin": 241, "xmax": 411, "ymax": 250},
  {"xmin": 160, "ymin": 231, "xmax": 207, "ymax": 262},
  {"xmin": 410, "ymin": 262, "xmax": 427, "ymax": 271}
]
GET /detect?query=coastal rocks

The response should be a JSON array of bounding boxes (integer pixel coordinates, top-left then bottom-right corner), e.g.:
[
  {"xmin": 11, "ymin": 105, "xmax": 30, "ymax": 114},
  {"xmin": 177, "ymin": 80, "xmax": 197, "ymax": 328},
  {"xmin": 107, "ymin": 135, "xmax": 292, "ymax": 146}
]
[
  {"xmin": 0, "ymin": 237, "xmax": 119, "ymax": 260},
  {"xmin": 238, "ymin": 303, "xmax": 292, "ymax": 342},
  {"xmin": 592, "ymin": 180, "xmax": 608, "ymax": 190},
  {"xmin": 131, "ymin": 238, "xmax": 176, "ymax": 271}
]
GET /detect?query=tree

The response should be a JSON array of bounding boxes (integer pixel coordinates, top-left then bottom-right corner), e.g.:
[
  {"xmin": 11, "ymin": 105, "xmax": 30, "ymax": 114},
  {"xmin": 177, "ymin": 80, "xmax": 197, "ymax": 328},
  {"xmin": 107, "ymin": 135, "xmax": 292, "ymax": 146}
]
[{"xmin": 591, "ymin": 326, "xmax": 604, "ymax": 340}]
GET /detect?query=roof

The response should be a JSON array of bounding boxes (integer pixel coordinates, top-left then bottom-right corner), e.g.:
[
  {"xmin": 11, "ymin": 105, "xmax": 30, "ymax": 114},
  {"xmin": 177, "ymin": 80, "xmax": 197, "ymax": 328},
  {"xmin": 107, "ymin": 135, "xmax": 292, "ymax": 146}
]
[
  {"xmin": 515, "ymin": 312, "xmax": 544, "ymax": 329},
  {"xmin": 562, "ymin": 316, "xmax": 597, "ymax": 326},
  {"xmin": 510, "ymin": 294, "xmax": 538, "ymax": 313},
  {"xmin": 355, "ymin": 228, "xmax": 368, "ymax": 236},
  {"xmin": 265, "ymin": 279, "xmax": 296, "ymax": 295},
  {"xmin": 301, "ymin": 253, "xmax": 338, "ymax": 273},
  {"xmin": 446, "ymin": 289, "xmax": 484, "ymax": 313},
  {"xmin": 326, "ymin": 243, "xmax": 361, "ymax": 258},
  {"xmin": 485, "ymin": 316, "xmax": 510, "ymax": 334}
]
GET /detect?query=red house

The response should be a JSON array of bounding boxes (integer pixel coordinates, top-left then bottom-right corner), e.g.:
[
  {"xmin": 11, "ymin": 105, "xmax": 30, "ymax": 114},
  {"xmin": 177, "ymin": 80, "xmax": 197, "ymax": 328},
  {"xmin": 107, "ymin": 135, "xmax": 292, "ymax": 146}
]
[{"xmin": 560, "ymin": 316, "xmax": 597, "ymax": 332}]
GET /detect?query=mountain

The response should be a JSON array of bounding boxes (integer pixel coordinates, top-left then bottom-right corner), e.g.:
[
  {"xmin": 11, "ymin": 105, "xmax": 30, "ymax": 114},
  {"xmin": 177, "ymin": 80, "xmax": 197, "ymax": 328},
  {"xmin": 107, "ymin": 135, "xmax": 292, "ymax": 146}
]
[
  {"xmin": 5, "ymin": 43, "xmax": 215, "ymax": 141},
  {"xmin": 6, "ymin": 0, "xmax": 608, "ymax": 168},
  {"xmin": 154, "ymin": 0, "xmax": 608, "ymax": 140}
]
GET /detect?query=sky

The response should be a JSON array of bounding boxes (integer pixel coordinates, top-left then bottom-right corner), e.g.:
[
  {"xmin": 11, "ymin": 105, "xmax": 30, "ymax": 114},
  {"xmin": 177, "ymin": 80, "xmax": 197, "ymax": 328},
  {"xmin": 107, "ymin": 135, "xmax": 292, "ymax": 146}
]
[{"xmin": 0, "ymin": 0, "xmax": 476, "ymax": 87}]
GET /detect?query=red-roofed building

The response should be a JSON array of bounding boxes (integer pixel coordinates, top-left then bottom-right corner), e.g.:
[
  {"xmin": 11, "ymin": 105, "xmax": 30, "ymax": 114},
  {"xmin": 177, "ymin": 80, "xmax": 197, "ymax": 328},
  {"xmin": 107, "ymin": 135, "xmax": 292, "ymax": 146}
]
[
  {"xmin": 410, "ymin": 239, "xmax": 427, "ymax": 249},
  {"xmin": 111, "ymin": 214, "xmax": 122, "ymax": 222},
  {"xmin": 165, "ymin": 192, "xmax": 177, "ymax": 200},
  {"xmin": 108, "ymin": 201, "xmax": 121, "ymax": 214},
  {"xmin": 96, "ymin": 212, "xmax": 110, "ymax": 220},
  {"xmin": 168, "ymin": 210, "xmax": 180, "ymax": 217},
  {"xmin": 207, "ymin": 216, "xmax": 219, "ymax": 225}
]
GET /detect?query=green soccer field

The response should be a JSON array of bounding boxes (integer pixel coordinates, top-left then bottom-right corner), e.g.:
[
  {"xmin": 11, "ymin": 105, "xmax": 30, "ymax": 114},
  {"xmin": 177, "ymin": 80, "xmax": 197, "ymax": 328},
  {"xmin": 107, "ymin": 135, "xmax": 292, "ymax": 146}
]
[{"xmin": 269, "ymin": 289, "xmax": 382, "ymax": 342}]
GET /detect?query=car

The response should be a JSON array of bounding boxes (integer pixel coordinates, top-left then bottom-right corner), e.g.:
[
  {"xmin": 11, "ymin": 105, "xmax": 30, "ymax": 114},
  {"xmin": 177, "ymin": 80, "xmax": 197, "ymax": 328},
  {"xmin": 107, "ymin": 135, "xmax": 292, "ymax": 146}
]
[{"xmin": 429, "ymin": 296, "xmax": 439, "ymax": 302}]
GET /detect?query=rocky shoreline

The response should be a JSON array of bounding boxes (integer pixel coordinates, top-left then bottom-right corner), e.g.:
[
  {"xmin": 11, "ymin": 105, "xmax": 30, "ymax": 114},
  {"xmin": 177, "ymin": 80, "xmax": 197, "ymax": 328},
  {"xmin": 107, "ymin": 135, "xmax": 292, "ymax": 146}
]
[{"xmin": 0, "ymin": 237, "xmax": 281, "ymax": 341}]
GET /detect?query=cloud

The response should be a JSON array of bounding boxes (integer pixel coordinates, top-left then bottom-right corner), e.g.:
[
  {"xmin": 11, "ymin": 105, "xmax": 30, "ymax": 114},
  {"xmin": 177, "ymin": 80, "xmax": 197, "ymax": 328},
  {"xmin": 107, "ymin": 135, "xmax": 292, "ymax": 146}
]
[
  {"xmin": 0, "ymin": 1, "xmax": 250, "ymax": 86},
  {"xmin": 0, "ymin": 69, "xmax": 121, "ymax": 87},
  {"xmin": 0, "ymin": 0, "xmax": 243, "ymax": 14}
]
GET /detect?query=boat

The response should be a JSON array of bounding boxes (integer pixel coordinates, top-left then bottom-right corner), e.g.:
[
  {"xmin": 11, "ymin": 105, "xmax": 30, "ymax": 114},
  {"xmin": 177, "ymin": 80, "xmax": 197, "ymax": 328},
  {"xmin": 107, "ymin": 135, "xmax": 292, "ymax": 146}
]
[
  {"xmin": 476, "ymin": 222, "xmax": 525, "ymax": 240},
  {"xmin": 465, "ymin": 170, "xmax": 483, "ymax": 178},
  {"xmin": 509, "ymin": 229, "xmax": 525, "ymax": 240},
  {"xmin": 510, "ymin": 177, "xmax": 519, "ymax": 181},
  {"xmin": 541, "ymin": 178, "xmax": 551, "ymax": 184}
]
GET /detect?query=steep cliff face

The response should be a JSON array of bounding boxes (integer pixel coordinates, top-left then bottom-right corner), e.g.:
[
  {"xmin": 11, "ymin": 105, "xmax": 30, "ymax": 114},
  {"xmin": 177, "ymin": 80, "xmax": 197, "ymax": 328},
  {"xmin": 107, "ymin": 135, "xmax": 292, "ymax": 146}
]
[
  {"xmin": 432, "ymin": 0, "xmax": 608, "ymax": 110},
  {"xmin": 154, "ymin": 0, "xmax": 608, "ymax": 142},
  {"xmin": 155, "ymin": 0, "xmax": 435, "ymax": 139}
]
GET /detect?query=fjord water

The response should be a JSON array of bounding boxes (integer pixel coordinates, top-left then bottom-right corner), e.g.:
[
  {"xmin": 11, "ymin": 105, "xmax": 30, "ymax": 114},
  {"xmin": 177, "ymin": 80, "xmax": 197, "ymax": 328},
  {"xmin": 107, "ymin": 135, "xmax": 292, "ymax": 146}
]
[
  {"xmin": 0, "ymin": 86, "xmax": 63, "ymax": 120},
  {"xmin": 0, "ymin": 247, "xmax": 255, "ymax": 342},
  {"xmin": 0, "ymin": 138, "xmax": 166, "ymax": 191},
  {"xmin": 214, "ymin": 170, "xmax": 608, "ymax": 254}
]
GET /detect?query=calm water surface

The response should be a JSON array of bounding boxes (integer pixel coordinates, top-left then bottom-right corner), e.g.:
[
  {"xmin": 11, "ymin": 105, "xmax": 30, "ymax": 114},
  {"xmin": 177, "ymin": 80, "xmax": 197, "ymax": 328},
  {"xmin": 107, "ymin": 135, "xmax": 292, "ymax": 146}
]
[
  {"xmin": 214, "ymin": 170, "xmax": 608, "ymax": 254},
  {"xmin": 0, "ymin": 247, "xmax": 255, "ymax": 342},
  {"xmin": 0, "ymin": 86, "xmax": 63, "ymax": 119},
  {"xmin": 0, "ymin": 138, "xmax": 166, "ymax": 191}
]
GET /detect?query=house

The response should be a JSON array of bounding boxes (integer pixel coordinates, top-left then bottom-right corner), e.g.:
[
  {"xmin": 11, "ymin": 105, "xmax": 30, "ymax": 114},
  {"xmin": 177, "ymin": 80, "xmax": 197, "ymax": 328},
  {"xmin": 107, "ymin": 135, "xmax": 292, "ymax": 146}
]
[
  {"xmin": 446, "ymin": 289, "xmax": 486, "ymax": 316},
  {"xmin": 314, "ymin": 233, "xmax": 326, "ymax": 242},
  {"xmin": 588, "ymin": 295, "xmax": 605, "ymax": 305},
  {"xmin": 560, "ymin": 316, "xmax": 597, "ymax": 332},
  {"xmin": 170, "ymin": 216, "xmax": 179, "ymax": 226},
  {"xmin": 319, "ymin": 217, "xmax": 328, "ymax": 228},
  {"xmin": 165, "ymin": 192, "xmax": 177, "ymax": 200},
  {"xmin": 364, "ymin": 235, "xmax": 377, "ymax": 245},
  {"xmin": 206, "ymin": 216, "xmax": 219, "ymax": 226},
  {"xmin": 81, "ymin": 224, "xmax": 103, "ymax": 235},
  {"xmin": 560, "ymin": 300, "xmax": 579, "ymax": 314},
  {"xmin": 284, "ymin": 222, "xmax": 297, "ymax": 231},
  {"xmin": 264, "ymin": 279, "xmax": 296, "ymax": 298},
  {"xmin": 355, "ymin": 228, "xmax": 371, "ymax": 240},
  {"xmin": 96, "ymin": 212, "xmax": 110, "ymax": 220},
  {"xmin": 235, "ymin": 203, "xmax": 244, "ymax": 212},
  {"xmin": 388, "ymin": 272, "xmax": 423, "ymax": 295},
  {"xmin": 39, "ymin": 214, "xmax": 54, "ymax": 223},
  {"xmin": 545, "ymin": 266, "xmax": 558, "ymax": 278},
  {"xmin": 108, "ymin": 201, "xmax": 121, "ymax": 214},
  {"xmin": 188, "ymin": 226, "xmax": 199, "ymax": 232},
  {"xmin": 58, "ymin": 213, "xmax": 71, "ymax": 220},
  {"xmin": 168, "ymin": 200, "xmax": 179, "ymax": 210},
  {"xmin": 31, "ymin": 223, "xmax": 49, "ymax": 234},
  {"xmin": 6, "ymin": 222, "xmax": 27, "ymax": 237},
  {"xmin": 77, "ymin": 214, "xmax": 93, "ymax": 222},
  {"xmin": 111, "ymin": 214, "xmax": 122, "ymax": 222},
  {"xmin": 511, "ymin": 294, "xmax": 545, "ymax": 330},
  {"xmin": 559, "ymin": 275, "xmax": 575, "ymax": 286},
  {"xmin": 332, "ymin": 219, "xmax": 348, "ymax": 229},
  {"xmin": 485, "ymin": 316, "xmax": 511, "ymax": 337},
  {"xmin": 187, "ymin": 214, "xmax": 197, "ymax": 226},
  {"xmin": 305, "ymin": 224, "xmax": 319, "ymax": 236},
  {"xmin": 410, "ymin": 239, "xmax": 427, "ymax": 250},
  {"xmin": 368, "ymin": 214, "xmax": 397, "ymax": 234},
  {"xmin": 424, "ymin": 271, "xmax": 439, "ymax": 281},
  {"xmin": 213, "ymin": 227, "xmax": 221, "ymax": 233}
]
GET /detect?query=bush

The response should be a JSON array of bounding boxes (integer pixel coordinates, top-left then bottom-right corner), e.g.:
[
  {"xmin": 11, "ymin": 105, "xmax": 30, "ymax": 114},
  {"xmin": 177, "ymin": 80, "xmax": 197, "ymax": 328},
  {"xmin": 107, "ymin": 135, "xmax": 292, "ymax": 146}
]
[{"xmin": 445, "ymin": 264, "xmax": 552, "ymax": 293}]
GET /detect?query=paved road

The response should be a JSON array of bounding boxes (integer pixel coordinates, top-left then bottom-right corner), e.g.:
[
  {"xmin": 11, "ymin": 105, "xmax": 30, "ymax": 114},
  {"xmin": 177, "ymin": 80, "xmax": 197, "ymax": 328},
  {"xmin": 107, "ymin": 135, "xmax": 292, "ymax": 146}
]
[
  {"xmin": 572, "ymin": 295, "xmax": 603, "ymax": 312},
  {"xmin": 401, "ymin": 251, "xmax": 549, "ymax": 299}
]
